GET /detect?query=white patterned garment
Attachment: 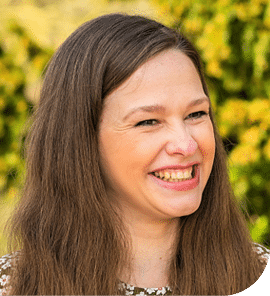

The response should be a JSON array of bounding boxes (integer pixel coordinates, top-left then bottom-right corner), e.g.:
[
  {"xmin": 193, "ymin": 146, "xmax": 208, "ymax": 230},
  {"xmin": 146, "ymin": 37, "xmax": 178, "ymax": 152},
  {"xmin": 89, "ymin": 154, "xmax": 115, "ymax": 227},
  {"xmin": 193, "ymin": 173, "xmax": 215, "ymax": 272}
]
[
  {"xmin": 0, "ymin": 244, "xmax": 269, "ymax": 296},
  {"xmin": 0, "ymin": 254, "xmax": 13, "ymax": 296}
]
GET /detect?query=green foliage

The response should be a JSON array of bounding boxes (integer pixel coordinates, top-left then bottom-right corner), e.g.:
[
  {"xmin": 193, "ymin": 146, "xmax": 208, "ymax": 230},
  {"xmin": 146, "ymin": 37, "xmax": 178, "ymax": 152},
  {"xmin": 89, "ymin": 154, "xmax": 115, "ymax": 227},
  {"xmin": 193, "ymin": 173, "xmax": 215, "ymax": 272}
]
[
  {"xmin": 0, "ymin": 19, "xmax": 53, "ymax": 194},
  {"xmin": 251, "ymin": 215, "xmax": 269, "ymax": 243},
  {"xmin": 153, "ymin": 0, "xmax": 270, "ymax": 246}
]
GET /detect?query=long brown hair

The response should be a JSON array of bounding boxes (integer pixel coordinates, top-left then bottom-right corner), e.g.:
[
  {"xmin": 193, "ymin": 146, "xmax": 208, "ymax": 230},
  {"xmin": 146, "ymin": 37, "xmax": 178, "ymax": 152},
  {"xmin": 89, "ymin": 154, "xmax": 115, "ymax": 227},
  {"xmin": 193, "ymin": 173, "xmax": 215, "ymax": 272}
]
[{"xmin": 8, "ymin": 13, "xmax": 266, "ymax": 295}]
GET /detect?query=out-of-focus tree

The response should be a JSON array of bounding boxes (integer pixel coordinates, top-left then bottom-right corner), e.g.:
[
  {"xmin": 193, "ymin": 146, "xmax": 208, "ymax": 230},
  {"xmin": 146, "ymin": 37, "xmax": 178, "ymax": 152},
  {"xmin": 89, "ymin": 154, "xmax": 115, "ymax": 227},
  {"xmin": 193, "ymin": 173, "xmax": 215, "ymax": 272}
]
[
  {"xmin": 152, "ymin": 0, "xmax": 270, "ymax": 246},
  {"xmin": 0, "ymin": 19, "xmax": 53, "ymax": 195},
  {"xmin": 1, "ymin": 0, "xmax": 159, "ymax": 48}
]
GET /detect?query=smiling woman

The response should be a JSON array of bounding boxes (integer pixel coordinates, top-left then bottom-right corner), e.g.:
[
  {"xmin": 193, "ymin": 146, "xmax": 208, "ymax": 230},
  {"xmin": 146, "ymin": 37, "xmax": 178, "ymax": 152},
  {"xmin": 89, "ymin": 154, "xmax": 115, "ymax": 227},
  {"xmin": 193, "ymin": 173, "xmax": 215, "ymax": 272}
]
[
  {"xmin": 0, "ymin": 13, "xmax": 269, "ymax": 295},
  {"xmin": 99, "ymin": 50, "xmax": 215, "ymax": 224}
]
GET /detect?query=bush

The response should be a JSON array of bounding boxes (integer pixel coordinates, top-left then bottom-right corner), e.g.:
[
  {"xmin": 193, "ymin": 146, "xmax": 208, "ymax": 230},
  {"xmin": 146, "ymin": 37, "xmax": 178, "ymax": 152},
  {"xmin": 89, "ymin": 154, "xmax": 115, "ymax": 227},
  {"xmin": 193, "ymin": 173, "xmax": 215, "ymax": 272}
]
[
  {"xmin": 0, "ymin": 19, "xmax": 53, "ymax": 195},
  {"xmin": 153, "ymin": 0, "xmax": 270, "ymax": 246}
]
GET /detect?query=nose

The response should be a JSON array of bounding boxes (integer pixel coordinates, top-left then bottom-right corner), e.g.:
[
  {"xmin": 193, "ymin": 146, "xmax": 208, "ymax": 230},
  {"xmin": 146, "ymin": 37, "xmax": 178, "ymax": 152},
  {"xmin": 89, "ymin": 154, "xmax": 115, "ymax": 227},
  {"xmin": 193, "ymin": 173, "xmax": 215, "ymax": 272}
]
[{"xmin": 165, "ymin": 125, "xmax": 198, "ymax": 156}]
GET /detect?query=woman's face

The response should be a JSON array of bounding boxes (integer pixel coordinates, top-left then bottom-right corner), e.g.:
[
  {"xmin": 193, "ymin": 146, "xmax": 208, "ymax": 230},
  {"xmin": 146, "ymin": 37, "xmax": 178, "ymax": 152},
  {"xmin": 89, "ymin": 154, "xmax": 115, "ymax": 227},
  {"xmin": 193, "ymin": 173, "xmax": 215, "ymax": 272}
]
[{"xmin": 98, "ymin": 49, "xmax": 215, "ymax": 221}]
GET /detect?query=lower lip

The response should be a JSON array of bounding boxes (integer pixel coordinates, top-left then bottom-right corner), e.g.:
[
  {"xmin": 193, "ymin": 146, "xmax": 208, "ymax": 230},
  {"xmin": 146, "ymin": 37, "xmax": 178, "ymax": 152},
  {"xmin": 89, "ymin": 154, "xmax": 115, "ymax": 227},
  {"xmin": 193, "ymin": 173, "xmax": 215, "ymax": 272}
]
[{"xmin": 149, "ymin": 165, "xmax": 200, "ymax": 191}]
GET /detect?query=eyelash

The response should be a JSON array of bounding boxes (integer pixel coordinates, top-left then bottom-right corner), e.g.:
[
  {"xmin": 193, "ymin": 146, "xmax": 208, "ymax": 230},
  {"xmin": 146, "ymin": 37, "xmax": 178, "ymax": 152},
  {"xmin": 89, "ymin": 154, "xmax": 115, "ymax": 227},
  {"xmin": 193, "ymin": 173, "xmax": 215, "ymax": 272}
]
[
  {"xmin": 186, "ymin": 111, "xmax": 208, "ymax": 120},
  {"xmin": 135, "ymin": 111, "xmax": 208, "ymax": 127},
  {"xmin": 135, "ymin": 119, "xmax": 159, "ymax": 127}
]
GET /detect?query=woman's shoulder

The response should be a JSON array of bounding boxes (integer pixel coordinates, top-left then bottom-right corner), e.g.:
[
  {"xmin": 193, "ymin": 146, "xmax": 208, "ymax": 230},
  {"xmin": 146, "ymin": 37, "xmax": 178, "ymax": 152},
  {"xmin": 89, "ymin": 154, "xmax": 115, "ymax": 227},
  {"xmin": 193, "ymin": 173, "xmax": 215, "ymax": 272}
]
[
  {"xmin": 0, "ymin": 252, "xmax": 18, "ymax": 295},
  {"xmin": 253, "ymin": 242, "xmax": 270, "ymax": 264}
]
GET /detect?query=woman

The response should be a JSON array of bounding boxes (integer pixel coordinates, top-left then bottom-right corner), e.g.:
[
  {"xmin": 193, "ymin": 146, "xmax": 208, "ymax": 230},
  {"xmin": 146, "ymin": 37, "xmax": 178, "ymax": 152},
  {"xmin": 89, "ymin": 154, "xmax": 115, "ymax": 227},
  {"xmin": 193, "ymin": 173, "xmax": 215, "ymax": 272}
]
[{"xmin": 0, "ymin": 13, "xmax": 269, "ymax": 295}]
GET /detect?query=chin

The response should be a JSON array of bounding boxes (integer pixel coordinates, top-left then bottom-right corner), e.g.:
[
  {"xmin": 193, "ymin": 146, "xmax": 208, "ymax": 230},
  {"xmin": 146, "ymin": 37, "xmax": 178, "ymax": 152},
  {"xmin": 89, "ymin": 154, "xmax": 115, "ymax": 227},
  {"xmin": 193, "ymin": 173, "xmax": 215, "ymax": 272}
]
[{"xmin": 165, "ymin": 195, "xmax": 202, "ymax": 218}]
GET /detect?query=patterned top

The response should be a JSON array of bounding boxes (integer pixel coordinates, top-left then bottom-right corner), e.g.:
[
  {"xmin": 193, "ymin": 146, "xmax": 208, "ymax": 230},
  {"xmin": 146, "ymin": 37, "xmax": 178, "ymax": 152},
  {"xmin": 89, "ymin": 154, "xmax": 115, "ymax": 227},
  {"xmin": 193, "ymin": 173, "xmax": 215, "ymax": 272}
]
[{"xmin": 0, "ymin": 244, "xmax": 269, "ymax": 296}]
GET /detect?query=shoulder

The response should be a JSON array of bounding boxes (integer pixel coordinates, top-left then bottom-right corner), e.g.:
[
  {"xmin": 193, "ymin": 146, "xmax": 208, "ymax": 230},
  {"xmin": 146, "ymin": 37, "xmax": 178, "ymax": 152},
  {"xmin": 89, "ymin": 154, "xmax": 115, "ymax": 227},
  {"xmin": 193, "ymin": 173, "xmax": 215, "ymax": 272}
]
[
  {"xmin": 253, "ymin": 242, "xmax": 270, "ymax": 264},
  {"xmin": 0, "ymin": 252, "xmax": 18, "ymax": 296}
]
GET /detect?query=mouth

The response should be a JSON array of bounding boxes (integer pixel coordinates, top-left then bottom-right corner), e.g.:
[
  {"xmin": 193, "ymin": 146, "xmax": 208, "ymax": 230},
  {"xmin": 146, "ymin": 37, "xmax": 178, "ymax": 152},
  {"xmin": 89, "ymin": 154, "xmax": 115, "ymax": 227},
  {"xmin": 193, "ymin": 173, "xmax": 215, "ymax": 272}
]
[{"xmin": 150, "ymin": 164, "xmax": 197, "ymax": 183}]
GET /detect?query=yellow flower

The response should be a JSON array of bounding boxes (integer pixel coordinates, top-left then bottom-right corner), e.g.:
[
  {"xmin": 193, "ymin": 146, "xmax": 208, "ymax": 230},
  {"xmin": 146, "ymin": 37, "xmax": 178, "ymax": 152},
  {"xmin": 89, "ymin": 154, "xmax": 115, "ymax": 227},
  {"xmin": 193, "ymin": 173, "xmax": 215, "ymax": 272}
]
[
  {"xmin": 206, "ymin": 60, "xmax": 222, "ymax": 78},
  {"xmin": 16, "ymin": 100, "xmax": 28, "ymax": 113},
  {"xmin": 251, "ymin": 215, "xmax": 269, "ymax": 243},
  {"xmin": 220, "ymin": 99, "xmax": 247, "ymax": 125},
  {"xmin": 5, "ymin": 153, "xmax": 19, "ymax": 167},
  {"xmin": 185, "ymin": 19, "xmax": 202, "ymax": 34},
  {"xmin": 218, "ymin": 124, "xmax": 229, "ymax": 137},
  {"xmin": 240, "ymin": 126, "xmax": 263, "ymax": 145},
  {"xmin": 230, "ymin": 144, "xmax": 260, "ymax": 165},
  {"xmin": 220, "ymin": 46, "xmax": 231, "ymax": 60},
  {"xmin": 235, "ymin": 4, "xmax": 248, "ymax": 20},
  {"xmin": 248, "ymin": 98, "xmax": 270, "ymax": 123}
]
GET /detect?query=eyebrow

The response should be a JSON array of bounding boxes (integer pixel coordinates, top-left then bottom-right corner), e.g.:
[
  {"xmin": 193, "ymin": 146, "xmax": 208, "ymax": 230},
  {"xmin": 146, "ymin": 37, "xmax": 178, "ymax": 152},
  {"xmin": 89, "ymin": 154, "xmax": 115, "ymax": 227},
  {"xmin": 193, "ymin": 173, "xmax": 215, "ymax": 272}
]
[{"xmin": 123, "ymin": 97, "xmax": 210, "ymax": 121}]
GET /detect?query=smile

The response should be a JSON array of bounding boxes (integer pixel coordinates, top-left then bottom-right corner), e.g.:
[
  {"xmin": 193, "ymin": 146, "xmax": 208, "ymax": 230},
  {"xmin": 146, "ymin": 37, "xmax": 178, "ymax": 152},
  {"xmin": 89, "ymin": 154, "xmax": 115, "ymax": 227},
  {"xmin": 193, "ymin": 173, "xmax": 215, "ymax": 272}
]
[
  {"xmin": 149, "ymin": 165, "xmax": 199, "ymax": 191},
  {"xmin": 151, "ymin": 166, "xmax": 195, "ymax": 182}
]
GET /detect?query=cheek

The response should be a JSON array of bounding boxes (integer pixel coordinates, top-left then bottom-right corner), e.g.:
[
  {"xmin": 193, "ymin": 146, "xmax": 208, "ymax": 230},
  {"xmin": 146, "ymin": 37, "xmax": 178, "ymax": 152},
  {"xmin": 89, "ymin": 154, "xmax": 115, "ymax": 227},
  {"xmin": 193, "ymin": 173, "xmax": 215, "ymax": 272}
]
[
  {"xmin": 99, "ymin": 134, "xmax": 128, "ymax": 194},
  {"xmin": 99, "ymin": 131, "xmax": 167, "ymax": 196},
  {"xmin": 195, "ymin": 123, "xmax": 216, "ymax": 161},
  {"xmin": 99, "ymin": 130, "xmax": 152, "ymax": 179}
]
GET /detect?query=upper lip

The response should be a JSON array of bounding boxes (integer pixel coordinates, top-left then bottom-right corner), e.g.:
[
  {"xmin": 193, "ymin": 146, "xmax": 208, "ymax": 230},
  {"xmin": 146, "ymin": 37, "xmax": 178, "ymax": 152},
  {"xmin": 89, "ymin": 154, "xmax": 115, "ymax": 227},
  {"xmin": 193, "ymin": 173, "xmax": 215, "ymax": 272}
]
[{"xmin": 150, "ymin": 162, "xmax": 200, "ymax": 173}]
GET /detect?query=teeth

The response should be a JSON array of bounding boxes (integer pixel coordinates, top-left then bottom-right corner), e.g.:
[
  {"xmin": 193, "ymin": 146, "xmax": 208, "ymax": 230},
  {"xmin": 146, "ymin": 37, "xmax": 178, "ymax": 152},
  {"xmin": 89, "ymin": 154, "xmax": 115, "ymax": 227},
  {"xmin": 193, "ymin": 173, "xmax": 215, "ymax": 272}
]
[
  {"xmin": 184, "ymin": 170, "xmax": 190, "ymax": 178},
  {"xmin": 153, "ymin": 166, "xmax": 194, "ymax": 182},
  {"xmin": 171, "ymin": 172, "xmax": 176, "ymax": 179},
  {"xmin": 177, "ymin": 171, "xmax": 184, "ymax": 179},
  {"xmin": 164, "ymin": 172, "xmax": 170, "ymax": 180}
]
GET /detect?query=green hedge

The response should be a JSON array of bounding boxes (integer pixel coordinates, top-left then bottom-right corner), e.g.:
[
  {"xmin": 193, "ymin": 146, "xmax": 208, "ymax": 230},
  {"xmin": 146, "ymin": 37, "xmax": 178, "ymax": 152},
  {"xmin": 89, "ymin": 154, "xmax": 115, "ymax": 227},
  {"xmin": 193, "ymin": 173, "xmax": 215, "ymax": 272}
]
[
  {"xmin": 0, "ymin": 20, "xmax": 52, "ymax": 195},
  {"xmin": 154, "ymin": 0, "xmax": 270, "ymax": 245}
]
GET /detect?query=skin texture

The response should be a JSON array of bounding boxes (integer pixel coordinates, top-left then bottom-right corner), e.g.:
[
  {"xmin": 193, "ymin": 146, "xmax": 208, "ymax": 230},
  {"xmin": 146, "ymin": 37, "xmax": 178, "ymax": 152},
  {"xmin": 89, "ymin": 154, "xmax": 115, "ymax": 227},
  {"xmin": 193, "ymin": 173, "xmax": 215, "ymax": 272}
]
[
  {"xmin": 98, "ymin": 49, "xmax": 216, "ymax": 287},
  {"xmin": 99, "ymin": 49, "xmax": 215, "ymax": 222}
]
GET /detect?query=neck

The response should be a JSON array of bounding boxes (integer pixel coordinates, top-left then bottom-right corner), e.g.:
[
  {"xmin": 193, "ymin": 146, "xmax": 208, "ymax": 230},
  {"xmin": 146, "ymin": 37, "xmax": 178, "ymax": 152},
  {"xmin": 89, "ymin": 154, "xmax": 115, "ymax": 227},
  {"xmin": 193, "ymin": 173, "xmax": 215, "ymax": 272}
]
[{"xmin": 121, "ymin": 210, "xmax": 180, "ymax": 288}]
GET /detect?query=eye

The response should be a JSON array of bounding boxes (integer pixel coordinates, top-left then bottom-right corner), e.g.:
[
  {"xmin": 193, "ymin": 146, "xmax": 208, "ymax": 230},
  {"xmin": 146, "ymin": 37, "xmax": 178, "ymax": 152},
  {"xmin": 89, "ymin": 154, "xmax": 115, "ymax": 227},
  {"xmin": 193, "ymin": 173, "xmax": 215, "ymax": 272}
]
[
  {"xmin": 135, "ymin": 119, "xmax": 159, "ymax": 127},
  {"xmin": 186, "ymin": 111, "xmax": 208, "ymax": 120}
]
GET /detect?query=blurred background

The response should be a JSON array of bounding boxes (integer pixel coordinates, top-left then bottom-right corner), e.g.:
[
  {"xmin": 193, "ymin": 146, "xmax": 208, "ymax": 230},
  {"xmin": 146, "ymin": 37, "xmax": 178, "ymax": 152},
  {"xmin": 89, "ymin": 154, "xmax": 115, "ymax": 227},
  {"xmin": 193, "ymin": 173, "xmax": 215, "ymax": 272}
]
[{"xmin": 0, "ymin": 0, "xmax": 270, "ymax": 256}]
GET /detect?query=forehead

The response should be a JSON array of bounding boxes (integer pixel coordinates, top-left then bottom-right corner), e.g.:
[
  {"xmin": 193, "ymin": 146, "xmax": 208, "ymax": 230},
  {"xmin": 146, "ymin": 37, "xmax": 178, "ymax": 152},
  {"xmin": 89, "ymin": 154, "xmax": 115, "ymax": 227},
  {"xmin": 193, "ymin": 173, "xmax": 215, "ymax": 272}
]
[
  {"xmin": 112, "ymin": 49, "xmax": 198, "ymax": 92},
  {"xmin": 102, "ymin": 49, "xmax": 205, "ymax": 112}
]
